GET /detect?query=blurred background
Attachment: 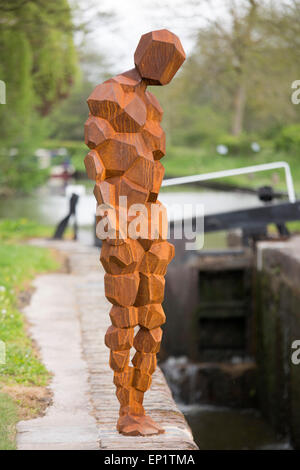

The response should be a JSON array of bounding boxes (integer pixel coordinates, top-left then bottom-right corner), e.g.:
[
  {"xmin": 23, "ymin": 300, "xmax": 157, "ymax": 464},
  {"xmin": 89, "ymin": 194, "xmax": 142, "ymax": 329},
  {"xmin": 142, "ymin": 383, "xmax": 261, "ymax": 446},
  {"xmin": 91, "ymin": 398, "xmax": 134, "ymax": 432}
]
[{"xmin": 1, "ymin": 0, "xmax": 300, "ymax": 450}]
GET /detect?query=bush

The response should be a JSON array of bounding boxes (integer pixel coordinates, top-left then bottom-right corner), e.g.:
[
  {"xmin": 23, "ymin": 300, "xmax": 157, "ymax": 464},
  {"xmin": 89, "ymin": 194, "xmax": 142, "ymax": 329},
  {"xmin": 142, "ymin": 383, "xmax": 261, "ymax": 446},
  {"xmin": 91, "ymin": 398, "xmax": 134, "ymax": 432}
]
[
  {"xmin": 170, "ymin": 105, "xmax": 227, "ymax": 147},
  {"xmin": 275, "ymin": 124, "xmax": 300, "ymax": 153}
]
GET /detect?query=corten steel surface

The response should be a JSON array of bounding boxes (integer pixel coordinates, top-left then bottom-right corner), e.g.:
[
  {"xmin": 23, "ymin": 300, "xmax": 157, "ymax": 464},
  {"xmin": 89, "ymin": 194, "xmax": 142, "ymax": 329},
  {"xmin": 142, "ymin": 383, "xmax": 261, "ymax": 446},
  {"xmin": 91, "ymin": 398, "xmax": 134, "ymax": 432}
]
[{"xmin": 84, "ymin": 30, "xmax": 185, "ymax": 436}]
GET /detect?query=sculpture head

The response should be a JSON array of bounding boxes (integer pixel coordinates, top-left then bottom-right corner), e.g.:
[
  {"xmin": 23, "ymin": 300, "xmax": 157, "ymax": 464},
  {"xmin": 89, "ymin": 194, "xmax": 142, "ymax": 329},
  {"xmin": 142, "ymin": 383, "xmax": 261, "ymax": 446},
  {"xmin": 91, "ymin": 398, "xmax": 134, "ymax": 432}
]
[{"xmin": 134, "ymin": 29, "xmax": 186, "ymax": 86}]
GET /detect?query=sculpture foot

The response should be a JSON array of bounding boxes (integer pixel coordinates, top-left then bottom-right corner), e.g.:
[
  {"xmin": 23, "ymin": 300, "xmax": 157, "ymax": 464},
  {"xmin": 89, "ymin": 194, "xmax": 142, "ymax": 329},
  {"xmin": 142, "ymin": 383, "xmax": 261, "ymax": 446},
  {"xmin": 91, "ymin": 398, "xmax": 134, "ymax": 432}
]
[{"xmin": 117, "ymin": 414, "xmax": 165, "ymax": 436}]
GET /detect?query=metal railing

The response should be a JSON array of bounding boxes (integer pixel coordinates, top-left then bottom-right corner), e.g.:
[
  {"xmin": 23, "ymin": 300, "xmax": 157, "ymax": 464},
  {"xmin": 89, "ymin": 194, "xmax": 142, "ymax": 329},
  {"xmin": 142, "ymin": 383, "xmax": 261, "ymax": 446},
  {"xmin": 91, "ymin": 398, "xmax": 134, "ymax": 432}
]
[{"xmin": 162, "ymin": 161, "xmax": 296, "ymax": 203}]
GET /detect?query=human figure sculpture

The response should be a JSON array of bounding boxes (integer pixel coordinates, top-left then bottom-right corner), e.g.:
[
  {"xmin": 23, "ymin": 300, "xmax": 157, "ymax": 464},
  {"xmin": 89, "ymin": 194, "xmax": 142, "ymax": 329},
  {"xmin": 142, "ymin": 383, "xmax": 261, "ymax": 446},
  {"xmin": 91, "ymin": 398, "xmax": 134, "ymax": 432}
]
[{"xmin": 84, "ymin": 29, "xmax": 185, "ymax": 436}]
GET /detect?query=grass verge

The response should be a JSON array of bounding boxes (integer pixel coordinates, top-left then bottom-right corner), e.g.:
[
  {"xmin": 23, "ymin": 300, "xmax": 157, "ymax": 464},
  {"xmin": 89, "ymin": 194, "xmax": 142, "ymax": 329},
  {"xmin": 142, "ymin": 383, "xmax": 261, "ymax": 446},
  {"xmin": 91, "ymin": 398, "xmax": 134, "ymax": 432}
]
[
  {"xmin": 0, "ymin": 393, "xmax": 18, "ymax": 450},
  {"xmin": 0, "ymin": 221, "xmax": 60, "ymax": 449},
  {"xmin": 0, "ymin": 218, "xmax": 73, "ymax": 243},
  {"xmin": 0, "ymin": 219, "xmax": 54, "ymax": 243}
]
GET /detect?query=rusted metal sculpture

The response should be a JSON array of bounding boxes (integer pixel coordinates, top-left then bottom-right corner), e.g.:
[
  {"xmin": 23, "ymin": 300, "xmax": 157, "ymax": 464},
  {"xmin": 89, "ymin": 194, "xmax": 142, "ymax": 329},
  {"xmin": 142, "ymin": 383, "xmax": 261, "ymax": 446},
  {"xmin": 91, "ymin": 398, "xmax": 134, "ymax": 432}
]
[{"xmin": 84, "ymin": 29, "xmax": 185, "ymax": 436}]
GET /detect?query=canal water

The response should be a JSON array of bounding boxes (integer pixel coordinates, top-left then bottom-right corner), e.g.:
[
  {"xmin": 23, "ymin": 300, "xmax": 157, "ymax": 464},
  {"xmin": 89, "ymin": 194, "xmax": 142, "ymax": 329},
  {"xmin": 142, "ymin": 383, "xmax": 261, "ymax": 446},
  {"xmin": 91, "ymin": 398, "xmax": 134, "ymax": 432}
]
[
  {"xmin": 181, "ymin": 404, "xmax": 291, "ymax": 450},
  {"xmin": 160, "ymin": 355, "xmax": 292, "ymax": 450},
  {"xmin": 0, "ymin": 179, "xmax": 289, "ymax": 449}
]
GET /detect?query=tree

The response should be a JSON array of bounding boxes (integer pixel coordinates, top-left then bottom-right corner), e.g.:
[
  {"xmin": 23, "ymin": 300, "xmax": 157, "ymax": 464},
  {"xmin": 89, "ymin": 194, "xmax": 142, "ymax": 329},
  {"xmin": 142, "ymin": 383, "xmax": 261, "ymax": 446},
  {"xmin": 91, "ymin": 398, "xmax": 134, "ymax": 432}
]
[
  {"xmin": 155, "ymin": 0, "xmax": 300, "ymax": 141},
  {"xmin": 47, "ymin": 47, "xmax": 111, "ymax": 142},
  {"xmin": 0, "ymin": 0, "xmax": 78, "ymax": 193}
]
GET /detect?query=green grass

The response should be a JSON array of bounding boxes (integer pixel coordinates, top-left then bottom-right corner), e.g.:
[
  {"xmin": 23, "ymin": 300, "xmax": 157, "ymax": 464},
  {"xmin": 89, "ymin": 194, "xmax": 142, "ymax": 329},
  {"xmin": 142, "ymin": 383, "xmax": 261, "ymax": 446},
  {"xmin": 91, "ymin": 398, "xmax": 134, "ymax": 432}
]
[
  {"xmin": 0, "ymin": 224, "xmax": 60, "ymax": 449},
  {"xmin": 269, "ymin": 221, "xmax": 300, "ymax": 234},
  {"xmin": 0, "ymin": 218, "xmax": 54, "ymax": 243},
  {"xmin": 0, "ymin": 218, "xmax": 73, "ymax": 243},
  {"xmin": 0, "ymin": 393, "xmax": 18, "ymax": 450},
  {"xmin": 0, "ymin": 243, "xmax": 59, "ymax": 385},
  {"xmin": 164, "ymin": 146, "xmax": 300, "ymax": 194}
]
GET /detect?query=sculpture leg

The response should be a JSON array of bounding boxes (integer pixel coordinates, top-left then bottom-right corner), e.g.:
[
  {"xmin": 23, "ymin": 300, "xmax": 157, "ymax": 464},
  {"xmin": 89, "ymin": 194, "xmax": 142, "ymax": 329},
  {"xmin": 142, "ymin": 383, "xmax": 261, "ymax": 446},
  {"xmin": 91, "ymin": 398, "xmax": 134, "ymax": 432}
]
[
  {"xmin": 116, "ymin": 326, "xmax": 165, "ymax": 436},
  {"xmin": 104, "ymin": 307, "xmax": 136, "ymax": 417},
  {"xmin": 130, "ymin": 319, "xmax": 165, "ymax": 435},
  {"xmin": 126, "ymin": 239, "xmax": 174, "ymax": 435},
  {"xmin": 110, "ymin": 299, "xmax": 166, "ymax": 435},
  {"xmin": 116, "ymin": 303, "xmax": 166, "ymax": 435},
  {"xmin": 106, "ymin": 306, "xmax": 165, "ymax": 436},
  {"xmin": 102, "ymin": 239, "xmax": 157, "ymax": 435},
  {"xmin": 106, "ymin": 304, "xmax": 146, "ymax": 434},
  {"xmin": 102, "ymin": 237, "xmax": 174, "ymax": 436},
  {"xmin": 119, "ymin": 239, "xmax": 171, "ymax": 436}
]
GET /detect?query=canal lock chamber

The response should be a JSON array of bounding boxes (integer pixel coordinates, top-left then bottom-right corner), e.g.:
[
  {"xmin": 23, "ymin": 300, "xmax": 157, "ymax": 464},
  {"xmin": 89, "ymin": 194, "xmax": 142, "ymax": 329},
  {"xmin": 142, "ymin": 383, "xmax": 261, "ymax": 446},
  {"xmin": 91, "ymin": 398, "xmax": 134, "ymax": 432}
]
[{"xmin": 160, "ymin": 234, "xmax": 300, "ymax": 449}]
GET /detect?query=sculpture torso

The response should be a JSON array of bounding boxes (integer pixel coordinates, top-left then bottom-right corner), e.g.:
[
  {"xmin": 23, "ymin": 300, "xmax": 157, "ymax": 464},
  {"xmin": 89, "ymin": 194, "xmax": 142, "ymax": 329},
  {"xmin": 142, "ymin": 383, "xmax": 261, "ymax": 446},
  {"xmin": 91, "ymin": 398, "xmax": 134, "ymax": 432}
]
[{"xmin": 85, "ymin": 67, "xmax": 166, "ymax": 215}]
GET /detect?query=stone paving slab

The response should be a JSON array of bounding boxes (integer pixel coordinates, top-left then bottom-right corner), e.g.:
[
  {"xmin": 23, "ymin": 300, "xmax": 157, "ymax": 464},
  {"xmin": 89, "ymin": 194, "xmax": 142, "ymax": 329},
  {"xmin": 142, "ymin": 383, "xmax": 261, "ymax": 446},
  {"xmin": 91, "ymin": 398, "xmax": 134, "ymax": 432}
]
[
  {"xmin": 17, "ymin": 271, "xmax": 99, "ymax": 450},
  {"xmin": 17, "ymin": 240, "xmax": 198, "ymax": 450}
]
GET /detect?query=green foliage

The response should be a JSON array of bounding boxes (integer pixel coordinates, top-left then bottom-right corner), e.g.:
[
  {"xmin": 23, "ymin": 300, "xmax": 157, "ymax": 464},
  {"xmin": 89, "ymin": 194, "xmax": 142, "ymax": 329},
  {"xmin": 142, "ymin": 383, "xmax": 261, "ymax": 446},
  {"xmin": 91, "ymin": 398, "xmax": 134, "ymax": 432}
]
[
  {"xmin": 170, "ymin": 105, "xmax": 227, "ymax": 147},
  {"xmin": 0, "ymin": 393, "xmax": 17, "ymax": 450},
  {"xmin": 0, "ymin": 0, "xmax": 78, "ymax": 194},
  {"xmin": 154, "ymin": 0, "xmax": 300, "ymax": 145},
  {"xmin": 0, "ymin": 242, "xmax": 59, "ymax": 386},
  {"xmin": 275, "ymin": 124, "xmax": 300, "ymax": 153},
  {"xmin": 47, "ymin": 79, "xmax": 92, "ymax": 142},
  {"xmin": 0, "ymin": 140, "xmax": 50, "ymax": 196},
  {"xmin": 46, "ymin": 47, "xmax": 110, "ymax": 142}
]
